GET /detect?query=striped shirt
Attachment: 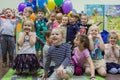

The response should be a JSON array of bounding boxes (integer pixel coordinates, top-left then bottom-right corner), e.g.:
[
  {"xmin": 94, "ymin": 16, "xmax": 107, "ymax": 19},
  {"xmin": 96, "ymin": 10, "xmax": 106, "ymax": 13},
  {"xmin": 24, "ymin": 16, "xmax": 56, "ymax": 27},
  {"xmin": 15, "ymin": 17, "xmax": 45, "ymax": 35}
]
[{"xmin": 45, "ymin": 43, "xmax": 73, "ymax": 71}]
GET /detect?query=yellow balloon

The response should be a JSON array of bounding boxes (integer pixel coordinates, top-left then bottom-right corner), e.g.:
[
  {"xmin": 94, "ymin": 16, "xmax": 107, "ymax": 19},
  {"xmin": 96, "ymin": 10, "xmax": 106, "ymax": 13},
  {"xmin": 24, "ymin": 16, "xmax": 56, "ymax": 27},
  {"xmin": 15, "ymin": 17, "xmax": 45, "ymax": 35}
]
[
  {"xmin": 30, "ymin": 13, "xmax": 36, "ymax": 21},
  {"xmin": 47, "ymin": 0, "xmax": 56, "ymax": 11},
  {"xmin": 67, "ymin": 11, "xmax": 72, "ymax": 17}
]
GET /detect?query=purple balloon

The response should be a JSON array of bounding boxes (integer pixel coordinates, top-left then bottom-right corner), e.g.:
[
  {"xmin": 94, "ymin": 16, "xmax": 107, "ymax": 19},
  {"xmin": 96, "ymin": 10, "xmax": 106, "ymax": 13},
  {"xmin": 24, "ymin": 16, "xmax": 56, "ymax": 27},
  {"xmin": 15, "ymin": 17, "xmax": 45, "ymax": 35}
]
[
  {"xmin": 62, "ymin": 0, "xmax": 72, "ymax": 14},
  {"xmin": 18, "ymin": 2, "xmax": 27, "ymax": 12}
]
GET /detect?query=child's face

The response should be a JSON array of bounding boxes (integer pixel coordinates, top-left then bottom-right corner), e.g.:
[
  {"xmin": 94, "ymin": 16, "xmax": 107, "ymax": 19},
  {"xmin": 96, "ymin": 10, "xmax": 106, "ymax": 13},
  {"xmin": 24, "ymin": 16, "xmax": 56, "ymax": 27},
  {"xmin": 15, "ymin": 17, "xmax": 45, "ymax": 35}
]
[
  {"xmin": 74, "ymin": 36, "xmax": 80, "ymax": 46},
  {"xmin": 56, "ymin": 17, "xmax": 62, "ymax": 24},
  {"xmin": 50, "ymin": 13, "xmax": 56, "ymax": 22},
  {"xmin": 47, "ymin": 36, "xmax": 53, "ymax": 45},
  {"xmin": 5, "ymin": 9, "xmax": 12, "ymax": 18},
  {"xmin": 23, "ymin": 21, "xmax": 33, "ymax": 33},
  {"xmin": 89, "ymin": 27, "xmax": 99, "ymax": 38},
  {"xmin": 74, "ymin": 35, "xmax": 83, "ymax": 47},
  {"xmin": 62, "ymin": 17, "xmax": 68, "ymax": 26},
  {"xmin": 50, "ymin": 29, "xmax": 63, "ymax": 45},
  {"xmin": 81, "ymin": 15, "xmax": 88, "ymax": 25},
  {"xmin": 69, "ymin": 16, "xmax": 76, "ymax": 24},
  {"xmin": 37, "ymin": 11, "xmax": 45, "ymax": 19},
  {"xmin": 109, "ymin": 34, "xmax": 118, "ymax": 45},
  {"xmin": 23, "ymin": 10, "xmax": 31, "ymax": 17}
]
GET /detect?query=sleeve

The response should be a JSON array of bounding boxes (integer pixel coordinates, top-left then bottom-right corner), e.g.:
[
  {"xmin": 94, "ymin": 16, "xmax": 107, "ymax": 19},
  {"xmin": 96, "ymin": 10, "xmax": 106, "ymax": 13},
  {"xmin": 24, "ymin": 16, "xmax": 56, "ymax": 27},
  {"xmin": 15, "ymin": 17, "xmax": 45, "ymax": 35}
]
[
  {"xmin": 75, "ymin": 25, "xmax": 80, "ymax": 32},
  {"xmin": 61, "ymin": 43, "xmax": 71, "ymax": 67},
  {"xmin": 44, "ymin": 48, "xmax": 51, "ymax": 71},
  {"xmin": 84, "ymin": 49, "xmax": 90, "ymax": 58}
]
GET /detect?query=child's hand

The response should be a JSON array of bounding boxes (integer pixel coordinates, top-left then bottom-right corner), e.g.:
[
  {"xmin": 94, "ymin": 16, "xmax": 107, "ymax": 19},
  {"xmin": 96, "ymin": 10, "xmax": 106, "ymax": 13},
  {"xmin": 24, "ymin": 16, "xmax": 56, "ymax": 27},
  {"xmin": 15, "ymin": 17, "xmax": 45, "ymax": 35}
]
[
  {"xmin": 43, "ymin": 2, "xmax": 47, "ymax": 7},
  {"xmin": 96, "ymin": 34, "xmax": 101, "ymax": 39},
  {"xmin": 88, "ymin": 34, "xmax": 93, "ymax": 39},
  {"xmin": 41, "ymin": 72, "xmax": 47, "ymax": 80},
  {"xmin": 56, "ymin": 65, "xmax": 64, "ymax": 77},
  {"xmin": 18, "ymin": 12, "xmax": 23, "ymax": 16},
  {"xmin": 91, "ymin": 78, "xmax": 97, "ymax": 80},
  {"xmin": 28, "ymin": 32, "xmax": 32, "ymax": 36}
]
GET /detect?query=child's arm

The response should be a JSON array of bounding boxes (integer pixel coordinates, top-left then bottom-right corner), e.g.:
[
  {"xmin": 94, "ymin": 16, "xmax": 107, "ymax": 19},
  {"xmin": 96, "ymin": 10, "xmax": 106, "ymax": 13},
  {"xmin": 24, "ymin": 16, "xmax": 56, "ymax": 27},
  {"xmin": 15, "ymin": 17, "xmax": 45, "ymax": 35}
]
[
  {"xmin": 87, "ymin": 56, "xmax": 96, "ymax": 80},
  {"xmin": 113, "ymin": 45, "xmax": 119, "ymax": 58},
  {"xmin": 95, "ymin": 21, "xmax": 103, "ymax": 26},
  {"xmin": 88, "ymin": 34, "xmax": 94, "ymax": 50},
  {"xmin": 43, "ymin": 50, "xmax": 51, "ymax": 79},
  {"xmin": 29, "ymin": 32, "xmax": 36, "ymax": 46},
  {"xmin": 18, "ymin": 32, "xmax": 26, "ymax": 47},
  {"xmin": 61, "ymin": 44, "xmax": 71, "ymax": 68},
  {"xmin": 44, "ymin": 2, "xmax": 51, "ymax": 15},
  {"xmin": 98, "ymin": 34, "xmax": 104, "ymax": 51}
]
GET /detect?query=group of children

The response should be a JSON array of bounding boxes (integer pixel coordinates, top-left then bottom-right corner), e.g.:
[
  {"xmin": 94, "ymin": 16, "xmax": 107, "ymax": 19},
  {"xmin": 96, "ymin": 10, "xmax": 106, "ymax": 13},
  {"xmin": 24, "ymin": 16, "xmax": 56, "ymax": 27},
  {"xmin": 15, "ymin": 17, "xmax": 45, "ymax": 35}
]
[{"xmin": 0, "ymin": 5, "xmax": 120, "ymax": 80}]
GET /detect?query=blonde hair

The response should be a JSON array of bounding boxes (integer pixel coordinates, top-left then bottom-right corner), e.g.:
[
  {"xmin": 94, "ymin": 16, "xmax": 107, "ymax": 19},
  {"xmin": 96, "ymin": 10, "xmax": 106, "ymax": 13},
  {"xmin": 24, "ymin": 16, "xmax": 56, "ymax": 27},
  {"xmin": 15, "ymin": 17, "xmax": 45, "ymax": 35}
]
[
  {"xmin": 108, "ymin": 31, "xmax": 118, "ymax": 43},
  {"xmin": 87, "ymin": 25, "xmax": 100, "ymax": 35},
  {"xmin": 52, "ymin": 27, "xmax": 65, "ymax": 38},
  {"xmin": 22, "ymin": 19, "xmax": 35, "ymax": 32},
  {"xmin": 24, "ymin": 7, "xmax": 33, "ymax": 15}
]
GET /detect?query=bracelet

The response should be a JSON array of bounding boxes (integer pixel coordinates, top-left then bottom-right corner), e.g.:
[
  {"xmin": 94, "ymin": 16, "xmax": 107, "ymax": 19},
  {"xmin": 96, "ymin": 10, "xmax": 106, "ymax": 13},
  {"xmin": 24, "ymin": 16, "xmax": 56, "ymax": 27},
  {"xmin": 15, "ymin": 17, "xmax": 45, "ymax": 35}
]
[{"xmin": 90, "ymin": 76, "xmax": 96, "ymax": 79}]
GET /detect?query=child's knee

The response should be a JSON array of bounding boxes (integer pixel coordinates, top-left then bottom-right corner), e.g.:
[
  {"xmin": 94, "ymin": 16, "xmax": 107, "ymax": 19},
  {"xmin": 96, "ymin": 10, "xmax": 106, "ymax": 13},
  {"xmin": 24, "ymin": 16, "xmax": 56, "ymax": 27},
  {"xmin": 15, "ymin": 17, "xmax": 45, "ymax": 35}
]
[
  {"xmin": 97, "ymin": 67, "xmax": 106, "ymax": 77},
  {"xmin": 85, "ymin": 67, "xmax": 91, "ymax": 75}
]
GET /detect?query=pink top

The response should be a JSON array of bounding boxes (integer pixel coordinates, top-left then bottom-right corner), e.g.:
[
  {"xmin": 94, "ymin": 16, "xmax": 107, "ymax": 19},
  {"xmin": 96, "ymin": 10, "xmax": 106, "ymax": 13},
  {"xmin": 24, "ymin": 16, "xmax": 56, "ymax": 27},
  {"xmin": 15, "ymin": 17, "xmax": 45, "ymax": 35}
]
[
  {"xmin": 72, "ymin": 47, "xmax": 90, "ymax": 67},
  {"xmin": 53, "ymin": 22, "xmax": 59, "ymax": 28}
]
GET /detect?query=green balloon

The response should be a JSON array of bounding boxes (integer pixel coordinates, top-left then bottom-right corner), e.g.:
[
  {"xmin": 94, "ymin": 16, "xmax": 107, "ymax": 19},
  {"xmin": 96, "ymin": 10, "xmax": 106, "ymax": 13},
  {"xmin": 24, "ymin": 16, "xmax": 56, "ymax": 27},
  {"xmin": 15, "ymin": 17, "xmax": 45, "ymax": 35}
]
[{"xmin": 54, "ymin": 0, "xmax": 63, "ymax": 7}]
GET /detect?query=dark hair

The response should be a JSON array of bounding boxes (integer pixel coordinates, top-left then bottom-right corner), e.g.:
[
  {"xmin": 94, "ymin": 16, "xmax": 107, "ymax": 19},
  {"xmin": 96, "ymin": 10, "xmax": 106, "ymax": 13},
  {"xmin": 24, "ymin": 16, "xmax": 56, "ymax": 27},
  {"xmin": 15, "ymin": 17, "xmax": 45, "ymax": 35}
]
[
  {"xmin": 70, "ymin": 13, "xmax": 79, "ymax": 19},
  {"xmin": 77, "ymin": 34, "xmax": 89, "ymax": 48},
  {"xmin": 44, "ymin": 29, "xmax": 52, "ymax": 40},
  {"xmin": 37, "ymin": 9, "xmax": 46, "ymax": 14},
  {"xmin": 5, "ymin": 8, "xmax": 12, "ymax": 11}
]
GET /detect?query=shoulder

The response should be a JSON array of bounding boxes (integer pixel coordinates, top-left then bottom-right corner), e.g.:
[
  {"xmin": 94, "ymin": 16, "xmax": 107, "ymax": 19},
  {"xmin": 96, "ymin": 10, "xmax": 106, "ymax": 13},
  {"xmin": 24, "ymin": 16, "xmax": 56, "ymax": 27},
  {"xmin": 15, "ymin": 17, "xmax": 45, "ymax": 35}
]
[
  {"xmin": 62, "ymin": 43, "xmax": 71, "ymax": 48},
  {"xmin": 83, "ymin": 48, "xmax": 90, "ymax": 57},
  {"xmin": 48, "ymin": 46, "xmax": 55, "ymax": 52}
]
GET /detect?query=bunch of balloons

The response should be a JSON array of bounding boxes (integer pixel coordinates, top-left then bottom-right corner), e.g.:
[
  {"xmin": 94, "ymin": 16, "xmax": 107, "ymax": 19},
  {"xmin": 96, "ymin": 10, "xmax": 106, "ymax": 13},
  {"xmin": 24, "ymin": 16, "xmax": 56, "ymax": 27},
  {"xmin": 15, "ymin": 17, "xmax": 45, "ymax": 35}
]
[
  {"xmin": 18, "ymin": 0, "xmax": 37, "ymax": 13},
  {"xmin": 18, "ymin": 0, "xmax": 73, "ymax": 14}
]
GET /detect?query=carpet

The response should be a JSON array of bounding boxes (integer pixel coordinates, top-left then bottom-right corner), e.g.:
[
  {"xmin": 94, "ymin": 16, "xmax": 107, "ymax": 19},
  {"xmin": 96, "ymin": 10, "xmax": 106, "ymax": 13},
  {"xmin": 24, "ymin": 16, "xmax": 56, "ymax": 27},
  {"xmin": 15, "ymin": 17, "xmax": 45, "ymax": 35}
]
[{"xmin": 1, "ymin": 69, "xmax": 105, "ymax": 80}]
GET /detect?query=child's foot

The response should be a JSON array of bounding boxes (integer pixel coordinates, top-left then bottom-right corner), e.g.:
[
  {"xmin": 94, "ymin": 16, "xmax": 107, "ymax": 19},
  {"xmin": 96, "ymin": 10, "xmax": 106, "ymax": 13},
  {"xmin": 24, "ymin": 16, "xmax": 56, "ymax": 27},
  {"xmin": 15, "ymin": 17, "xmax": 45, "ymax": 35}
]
[{"xmin": 2, "ymin": 63, "xmax": 7, "ymax": 68}]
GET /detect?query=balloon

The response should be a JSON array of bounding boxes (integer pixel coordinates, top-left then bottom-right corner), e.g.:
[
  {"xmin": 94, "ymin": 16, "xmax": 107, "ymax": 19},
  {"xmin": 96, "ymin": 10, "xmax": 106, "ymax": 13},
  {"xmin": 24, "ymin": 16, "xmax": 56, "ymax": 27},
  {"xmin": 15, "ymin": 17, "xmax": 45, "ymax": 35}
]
[
  {"xmin": 17, "ymin": 23, "xmax": 22, "ymax": 32},
  {"xmin": 67, "ymin": 11, "xmax": 72, "ymax": 17},
  {"xmin": 26, "ymin": 2, "xmax": 36, "ymax": 12},
  {"xmin": 72, "ymin": 8, "xmax": 77, "ymax": 13},
  {"xmin": 18, "ymin": 2, "xmax": 27, "ymax": 12},
  {"xmin": 30, "ymin": 13, "xmax": 36, "ymax": 21},
  {"xmin": 47, "ymin": 0, "xmax": 56, "ymax": 11},
  {"xmin": 38, "ymin": 0, "xmax": 48, "ymax": 9},
  {"xmin": 54, "ymin": 0, "xmax": 63, "ymax": 7},
  {"xmin": 62, "ymin": 0, "xmax": 72, "ymax": 14},
  {"xmin": 25, "ymin": 0, "xmax": 36, "ymax": 5}
]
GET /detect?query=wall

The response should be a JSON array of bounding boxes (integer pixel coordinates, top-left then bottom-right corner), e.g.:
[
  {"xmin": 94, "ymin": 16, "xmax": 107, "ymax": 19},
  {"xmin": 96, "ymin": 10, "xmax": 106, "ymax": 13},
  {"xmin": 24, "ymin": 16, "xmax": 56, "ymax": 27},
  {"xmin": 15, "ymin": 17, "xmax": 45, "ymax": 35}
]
[{"xmin": 0, "ymin": 0, "xmax": 120, "ymax": 12}]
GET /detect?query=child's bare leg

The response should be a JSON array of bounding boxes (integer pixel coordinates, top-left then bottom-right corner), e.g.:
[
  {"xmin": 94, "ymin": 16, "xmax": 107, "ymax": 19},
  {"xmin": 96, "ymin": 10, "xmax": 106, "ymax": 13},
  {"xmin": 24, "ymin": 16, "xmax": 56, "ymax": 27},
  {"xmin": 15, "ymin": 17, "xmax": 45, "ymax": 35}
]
[
  {"xmin": 96, "ymin": 67, "xmax": 106, "ymax": 77},
  {"xmin": 85, "ymin": 67, "xmax": 91, "ymax": 76}
]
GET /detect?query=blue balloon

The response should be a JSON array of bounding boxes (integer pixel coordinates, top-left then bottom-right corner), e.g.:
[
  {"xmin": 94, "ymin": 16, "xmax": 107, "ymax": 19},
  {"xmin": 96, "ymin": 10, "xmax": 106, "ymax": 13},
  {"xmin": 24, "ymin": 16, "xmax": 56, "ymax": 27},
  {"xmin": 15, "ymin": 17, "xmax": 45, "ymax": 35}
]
[
  {"xmin": 26, "ymin": 2, "xmax": 36, "ymax": 12},
  {"xmin": 38, "ymin": 0, "xmax": 48, "ymax": 9},
  {"xmin": 25, "ymin": 0, "xmax": 36, "ymax": 5}
]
